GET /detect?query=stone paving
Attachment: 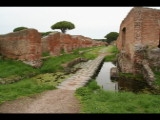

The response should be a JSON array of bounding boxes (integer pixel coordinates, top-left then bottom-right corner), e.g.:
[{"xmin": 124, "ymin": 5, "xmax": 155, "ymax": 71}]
[{"xmin": 57, "ymin": 54, "xmax": 106, "ymax": 90}]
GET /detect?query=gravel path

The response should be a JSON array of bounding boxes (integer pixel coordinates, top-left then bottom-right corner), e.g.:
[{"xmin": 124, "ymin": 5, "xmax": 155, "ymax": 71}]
[{"xmin": 0, "ymin": 89, "xmax": 80, "ymax": 113}]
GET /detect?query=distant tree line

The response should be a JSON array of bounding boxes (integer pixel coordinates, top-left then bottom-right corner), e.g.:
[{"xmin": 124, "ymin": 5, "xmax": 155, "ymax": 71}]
[
  {"xmin": 12, "ymin": 21, "xmax": 119, "ymax": 43},
  {"xmin": 104, "ymin": 32, "xmax": 119, "ymax": 44}
]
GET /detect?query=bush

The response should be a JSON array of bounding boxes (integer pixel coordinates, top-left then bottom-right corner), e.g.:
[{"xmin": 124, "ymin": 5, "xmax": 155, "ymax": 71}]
[{"xmin": 13, "ymin": 27, "xmax": 28, "ymax": 32}]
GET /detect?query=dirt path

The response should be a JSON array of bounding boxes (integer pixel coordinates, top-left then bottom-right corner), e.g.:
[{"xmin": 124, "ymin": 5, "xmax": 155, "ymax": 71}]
[
  {"xmin": 0, "ymin": 47, "xmax": 112, "ymax": 113},
  {"xmin": 0, "ymin": 89, "xmax": 80, "ymax": 113}
]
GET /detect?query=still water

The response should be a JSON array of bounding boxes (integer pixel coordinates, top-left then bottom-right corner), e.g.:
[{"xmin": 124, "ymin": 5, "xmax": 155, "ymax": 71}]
[
  {"xmin": 96, "ymin": 62, "xmax": 155, "ymax": 93},
  {"xmin": 96, "ymin": 62, "xmax": 118, "ymax": 91}
]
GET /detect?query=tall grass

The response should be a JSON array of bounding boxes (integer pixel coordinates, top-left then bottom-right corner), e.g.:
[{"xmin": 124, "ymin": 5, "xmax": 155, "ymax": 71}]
[
  {"xmin": 0, "ymin": 59, "xmax": 39, "ymax": 78},
  {"xmin": 0, "ymin": 78, "xmax": 55, "ymax": 104},
  {"xmin": 75, "ymin": 80, "xmax": 160, "ymax": 113},
  {"xmin": 104, "ymin": 45, "xmax": 119, "ymax": 62},
  {"xmin": 81, "ymin": 46, "xmax": 107, "ymax": 59},
  {"xmin": 40, "ymin": 53, "xmax": 79, "ymax": 73}
]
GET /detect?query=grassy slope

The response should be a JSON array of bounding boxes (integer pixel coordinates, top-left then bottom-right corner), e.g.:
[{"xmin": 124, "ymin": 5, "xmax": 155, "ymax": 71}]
[
  {"xmin": 75, "ymin": 80, "xmax": 160, "ymax": 113},
  {"xmin": 0, "ymin": 46, "xmax": 104, "ymax": 104}
]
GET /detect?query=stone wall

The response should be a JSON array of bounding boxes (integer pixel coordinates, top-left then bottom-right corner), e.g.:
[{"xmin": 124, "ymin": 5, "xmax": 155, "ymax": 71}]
[
  {"xmin": 116, "ymin": 7, "xmax": 160, "ymax": 73},
  {"xmin": 0, "ymin": 29, "xmax": 42, "ymax": 67},
  {"xmin": 117, "ymin": 7, "xmax": 160, "ymax": 62},
  {"xmin": 116, "ymin": 7, "xmax": 160, "ymax": 87},
  {"xmin": 41, "ymin": 32, "xmax": 106, "ymax": 56},
  {"xmin": 0, "ymin": 29, "xmax": 106, "ymax": 67}
]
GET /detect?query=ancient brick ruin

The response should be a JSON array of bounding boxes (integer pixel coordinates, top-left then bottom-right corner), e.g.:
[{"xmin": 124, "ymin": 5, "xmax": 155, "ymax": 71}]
[
  {"xmin": 0, "ymin": 28, "xmax": 106, "ymax": 68},
  {"xmin": 0, "ymin": 29, "xmax": 42, "ymax": 67},
  {"xmin": 41, "ymin": 32, "xmax": 106, "ymax": 56},
  {"xmin": 116, "ymin": 7, "xmax": 160, "ymax": 86}
]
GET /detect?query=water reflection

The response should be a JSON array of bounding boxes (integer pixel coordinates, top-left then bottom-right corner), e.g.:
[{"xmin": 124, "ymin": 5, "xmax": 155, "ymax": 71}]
[
  {"xmin": 96, "ymin": 62, "xmax": 155, "ymax": 93},
  {"xmin": 96, "ymin": 62, "xmax": 118, "ymax": 91}
]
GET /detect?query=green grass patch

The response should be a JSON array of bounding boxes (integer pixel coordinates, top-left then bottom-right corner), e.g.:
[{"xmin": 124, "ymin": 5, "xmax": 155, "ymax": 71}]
[
  {"xmin": 104, "ymin": 54, "xmax": 116, "ymax": 62},
  {"xmin": 0, "ymin": 78, "xmax": 55, "ymax": 104},
  {"xmin": 104, "ymin": 45, "xmax": 119, "ymax": 62},
  {"xmin": 105, "ymin": 45, "xmax": 119, "ymax": 53},
  {"xmin": 0, "ymin": 59, "xmax": 39, "ymax": 78},
  {"xmin": 119, "ymin": 73, "xmax": 143, "ymax": 80},
  {"xmin": 153, "ymin": 71, "xmax": 160, "ymax": 86},
  {"xmin": 75, "ymin": 80, "xmax": 160, "ymax": 113},
  {"xmin": 42, "ymin": 52, "xmax": 50, "ymax": 57},
  {"xmin": 40, "ymin": 53, "xmax": 79, "ymax": 73},
  {"xmin": 81, "ymin": 46, "xmax": 108, "ymax": 60}
]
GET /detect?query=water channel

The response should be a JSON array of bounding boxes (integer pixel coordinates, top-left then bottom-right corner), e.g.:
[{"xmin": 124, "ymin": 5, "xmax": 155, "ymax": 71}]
[
  {"xmin": 96, "ymin": 62, "xmax": 118, "ymax": 92},
  {"xmin": 96, "ymin": 62, "xmax": 156, "ymax": 93}
]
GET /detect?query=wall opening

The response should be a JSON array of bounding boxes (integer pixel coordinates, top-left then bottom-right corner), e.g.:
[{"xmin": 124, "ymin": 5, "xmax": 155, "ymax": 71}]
[{"xmin": 122, "ymin": 27, "xmax": 126, "ymax": 48}]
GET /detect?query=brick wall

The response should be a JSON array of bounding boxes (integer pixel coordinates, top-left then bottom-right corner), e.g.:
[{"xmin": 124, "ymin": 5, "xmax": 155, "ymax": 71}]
[
  {"xmin": 117, "ymin": 7, "xmax": 160, "ymax": 73},
  {"xmin": 0, "ymin": 29, "xmax": 42, "ymax": 67}
]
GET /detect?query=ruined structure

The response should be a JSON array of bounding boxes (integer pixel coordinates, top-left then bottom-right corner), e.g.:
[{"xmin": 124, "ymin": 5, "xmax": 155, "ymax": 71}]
[
  {"xmin": 0, "ymin": 29, "xmax": 42, "ymax": 67},
  {"xmin": 116, "ymin": 7, "xmax": 160, "ymax": 86},
  {"xmin": 0, "ymin": 29, "xmax": 106, "ymax": 68},
  {"xmin": 41, "ymin": 32, "xmax": 106, "ymax": 56}
]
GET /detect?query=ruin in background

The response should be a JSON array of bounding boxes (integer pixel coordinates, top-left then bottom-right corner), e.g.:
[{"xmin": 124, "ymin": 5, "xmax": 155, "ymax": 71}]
[
  {"xmin": 0, "ymin": 28, "xmax": 106, "ymax": 67},
  {"xmin": 116, "ymin": 7, "xmax": 160, "ymax": 87}
]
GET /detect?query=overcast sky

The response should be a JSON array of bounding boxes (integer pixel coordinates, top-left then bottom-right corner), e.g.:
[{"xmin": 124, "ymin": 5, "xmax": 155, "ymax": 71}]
[{"xmin": 0, "ymin": 7, "xmax": 160, "ymax": 39}]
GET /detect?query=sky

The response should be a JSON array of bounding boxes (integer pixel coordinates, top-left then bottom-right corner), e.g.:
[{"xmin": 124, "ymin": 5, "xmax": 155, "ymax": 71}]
[{"xmin": 0, "ymin": 7, "xmax": 160, "ymax": 39}]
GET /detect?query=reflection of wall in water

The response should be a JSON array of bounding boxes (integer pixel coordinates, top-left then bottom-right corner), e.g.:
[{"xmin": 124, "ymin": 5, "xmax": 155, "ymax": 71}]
[{"xmin": 118, "ymin": 78, "xmax": 149, "ymax": 93}]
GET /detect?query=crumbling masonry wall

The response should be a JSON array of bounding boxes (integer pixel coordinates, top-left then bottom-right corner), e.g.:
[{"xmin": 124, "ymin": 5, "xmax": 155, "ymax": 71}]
[
  {"xmin": 41, "ymin": 32, "xmax": 106, "ymax": 56},
  {"xmin": 0, "ymin": 29, "xmax": 42, "ymax": 67},
  {"xmin": 116, "ymin": 7, "xmax": 160, "ymax": 73},
  {"xmin": 116, "ymin": 7, "xmax": 160, "ymax": 87},
  {"xmin": 0, "ymin": 29, "xmax": 106, "ymax": 68}
]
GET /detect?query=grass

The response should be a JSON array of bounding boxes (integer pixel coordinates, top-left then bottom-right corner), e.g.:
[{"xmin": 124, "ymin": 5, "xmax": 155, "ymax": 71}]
[
  {"xmin": 153, "ymin": 71, "xmax": 160, "ymax": 86},
  {"xmin": 0, "ymin": 59, "xmax": 39, "ymax": 78},
  {"xmin": 42, "ymin": 52, "xmax": 50, "ymax": 57},
  {"xmin": 75, "ymin": 80, "xmax": 160, "ymax": 113},
  {"xmin": 0, "ymin": 78, "xmax": 55, "ymax": 104},
  {"xmin": 104, "ymin": 45, "xmax": 119, "ymax": 62},
  {"xmin": 79, "ymin": 46, "xmax": 106, "ymax": 60},
  {"xmin": 40, "ymin": 53, "xmax": 79, "ymax": 73},
  {"xmin": 0, "ymin": 46, "xmax": 107, "ymax": 104},
  {"xmin": 75, "ymin": 45, "xmax": 160, "ymax": 113}
]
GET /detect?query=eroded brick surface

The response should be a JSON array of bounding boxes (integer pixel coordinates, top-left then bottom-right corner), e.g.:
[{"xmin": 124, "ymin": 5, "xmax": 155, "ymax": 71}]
[{"xmin": 0, "ymin": 29, "xmax": 42, "ymax": 67}]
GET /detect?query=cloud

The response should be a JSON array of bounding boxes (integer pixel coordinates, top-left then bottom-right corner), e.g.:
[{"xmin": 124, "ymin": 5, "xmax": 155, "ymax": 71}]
[{"xmin": 1, "ymin": 7, "xmax": 160, "ymax": 38}]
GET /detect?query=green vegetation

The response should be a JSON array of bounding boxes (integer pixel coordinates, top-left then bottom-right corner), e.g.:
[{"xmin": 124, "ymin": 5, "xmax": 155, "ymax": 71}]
[
  {"xmin": 80, "ymin": 46, "xmax": 107, "ymax": 60},
  {"xmin": 93, "ymin": 39, "xmax": 107, "ymax": 42},
  {"xmin": 0, "ymin": 46, "xmax": 105, "ymax": 78},
  {"xmin": 0, "ymin": 78, "xmax": 55, "ymax": 104},
  {"xmin": 40, "ymin": 53, "xmax": 79, "ymax": 73},
  {"xmin": 51, "ymin": 21, "xmax": 75, "ymax": 33},
  {"xmin": 42, "ymin": 52, "xmax": 50, "ymax": 57},
  {"xmin": 104, "ymin": 32, "xmax": 119, "ymax": 44},
  {"xmin": 153, "ymin": 71, "xmax": 160, "ymax": 86},
  {"xmin": 104, "ymin": 45, "xmax": 119, "ymax": 62},
  {"xmin": 75, "ymin": 80, "xmax": 160, "ymax": 113},
  {"xmin": 75, "ymin": 45, "xmax": 160, "ymax": 113},
  {"xmin": 0, "ymin": 46, "xmax": 106, "ymax": 104},
  {"xmin": 40, "ymin": 31, "xmax": 53, "ymax": 37},
  {"xmin": 119, "ymin": 73, "xmax": 143, "ymax": 80},
  {"xmin": 0, "ymin": 59, "xmax": 39, "ymax": 78},
  {"xmin": 13, "ymin": 27, "xmax": 28, "ymax": 32}
]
